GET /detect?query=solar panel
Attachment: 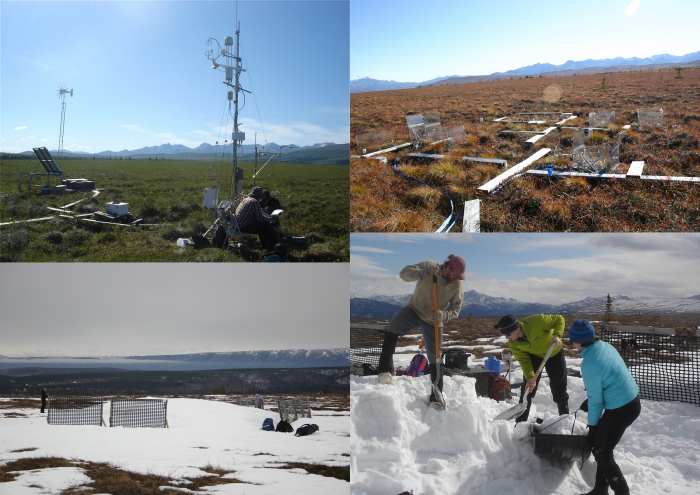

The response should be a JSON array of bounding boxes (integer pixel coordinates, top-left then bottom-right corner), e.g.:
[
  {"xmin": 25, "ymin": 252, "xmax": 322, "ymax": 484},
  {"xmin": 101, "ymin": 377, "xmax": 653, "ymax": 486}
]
[{"xmin": 33, "ymin": 147, "xmax": 62, "ymax": 174}]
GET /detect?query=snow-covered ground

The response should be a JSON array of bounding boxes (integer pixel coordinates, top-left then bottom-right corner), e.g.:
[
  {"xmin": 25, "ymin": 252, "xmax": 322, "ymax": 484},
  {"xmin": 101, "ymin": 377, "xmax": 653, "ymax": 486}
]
[
  {"xmin": 351, "ymin": 358, "xmax": 700, "ymax": 495},
  {"xmin": 0, "ymin": 397, "xmax": 349, "ymax": 494}
]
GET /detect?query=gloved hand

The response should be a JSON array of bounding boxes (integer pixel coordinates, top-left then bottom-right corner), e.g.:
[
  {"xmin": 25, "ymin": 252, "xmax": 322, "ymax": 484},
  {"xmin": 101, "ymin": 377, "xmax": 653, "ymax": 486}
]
[
  {"xmin": 587, "ymin": 425, "xmax": 598, "ymax": 447},
  {"xmin": 431, "ymin": 310, "xmax": 447, "ymax": 323},
  {"xmin": 580, "ymin": 399, "xmax": 588, "ymax": 412},
  {"xmin": 419, "ymin": 265, "xmax": 440, "ymax": 280}
]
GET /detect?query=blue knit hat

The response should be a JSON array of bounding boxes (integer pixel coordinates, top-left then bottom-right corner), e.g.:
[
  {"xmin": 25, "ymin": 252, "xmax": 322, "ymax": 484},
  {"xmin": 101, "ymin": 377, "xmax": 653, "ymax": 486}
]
[{"xmin": 568, "ymin": 319, "xmax": 596, "ymax": 344}]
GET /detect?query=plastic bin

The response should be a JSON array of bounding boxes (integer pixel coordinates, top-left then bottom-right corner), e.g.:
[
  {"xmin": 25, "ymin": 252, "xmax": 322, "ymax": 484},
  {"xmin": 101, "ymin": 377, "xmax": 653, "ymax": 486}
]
[
  {"xmin": 533, "ymin": 432, "xmax": 592, "ymax": 462},
  {"xmin": 484, "ymin": 355, "xmax": 501, "ymax": 374}
]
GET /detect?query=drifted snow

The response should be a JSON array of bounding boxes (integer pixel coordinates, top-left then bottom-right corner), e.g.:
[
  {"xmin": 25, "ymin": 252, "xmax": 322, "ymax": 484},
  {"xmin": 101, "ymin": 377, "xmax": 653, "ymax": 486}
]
[
  {"xmin": 351, "ymin": 362, "xmax": 700, "ymax": 495},
  {"xmin": 0, "ymin": 397, "xmax": 349, "ymax": 495}
]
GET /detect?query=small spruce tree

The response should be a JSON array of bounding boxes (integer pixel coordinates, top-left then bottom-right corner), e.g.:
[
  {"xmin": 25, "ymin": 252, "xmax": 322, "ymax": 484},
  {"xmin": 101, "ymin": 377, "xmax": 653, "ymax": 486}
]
[{"xmin": 604, "ymin": 294, "xmax": 614, "ymax": 322}]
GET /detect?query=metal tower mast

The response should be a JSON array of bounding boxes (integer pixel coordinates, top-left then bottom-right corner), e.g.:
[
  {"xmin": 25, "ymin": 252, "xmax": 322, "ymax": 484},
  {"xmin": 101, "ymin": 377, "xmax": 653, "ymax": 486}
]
[
  {"xmin": 57, "ymin": 86, "xmax": 73, "ymax": 163},
  {"xmin": 206, "ymin": 25, "xmax": 249, "ymax": 202}
]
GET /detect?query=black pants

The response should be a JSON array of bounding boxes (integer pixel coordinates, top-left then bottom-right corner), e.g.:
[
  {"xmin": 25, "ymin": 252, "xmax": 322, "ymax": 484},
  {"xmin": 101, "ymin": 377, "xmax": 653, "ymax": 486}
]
[
  {"xmin": 41, "ymin": 399, "xmax": 46, "ymax": 413},
  {"xmin": 591, "ymin": 395, "xmax": 641, "ymax": 493},
  {"xmin": 516, "ymin": 349, "xmax": 569, "ymax": 422},
  {"xmin": 240, "ymin": 220, "xmax": 277, "ymax": 251}
]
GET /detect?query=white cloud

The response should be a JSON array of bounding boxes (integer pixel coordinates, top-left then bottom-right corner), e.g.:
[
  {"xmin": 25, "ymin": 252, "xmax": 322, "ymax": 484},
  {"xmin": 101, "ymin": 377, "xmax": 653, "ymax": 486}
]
[
  {"xmin": 351, "ymin": 246, "xmax": 395, "ymax": 254},
  {"xmin": 119, "ymin": 124, "xmax": 203, "ymax": 148},
  {"xmin": 239, "ymin": 118, "xmax": 349, "ymax": 146},
  {"xmin": 625, "ymin": 0, "xmax": 641, "ymax": 16},
  {"xmin": 71, "ymin": 145, "xmax": 92, "ymax": 151},
  {"xmin": 14, "ymin": 126, "xmax": 27, "ymax": 130},
  {"xmin": 351, "ymin": 254, "xmax": 391, "ymax": 274}
]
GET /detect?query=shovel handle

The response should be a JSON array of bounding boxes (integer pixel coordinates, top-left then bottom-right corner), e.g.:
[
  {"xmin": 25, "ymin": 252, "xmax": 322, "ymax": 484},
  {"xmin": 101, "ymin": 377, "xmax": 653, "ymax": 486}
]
[
  {"xmin": 433, "ymin": 274, "xmax": 440, "ymax": 359},
  {"xmin": 532, "ymin": 342, "xmax": 557, "ymax": 381}
]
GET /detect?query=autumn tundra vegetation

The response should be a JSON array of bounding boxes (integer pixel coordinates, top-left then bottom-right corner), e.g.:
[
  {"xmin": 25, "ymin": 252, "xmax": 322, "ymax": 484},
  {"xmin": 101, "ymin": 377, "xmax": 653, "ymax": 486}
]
[{"xmin": 351, "ymin": 68, "xmax": 700, "ymax": 232}]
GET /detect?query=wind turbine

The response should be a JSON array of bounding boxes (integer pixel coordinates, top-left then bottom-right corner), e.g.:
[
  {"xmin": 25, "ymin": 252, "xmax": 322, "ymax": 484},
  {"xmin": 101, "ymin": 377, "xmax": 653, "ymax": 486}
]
[{"xmin": 57, "ymin": 85, "xmax": 73, "ymax": 163}]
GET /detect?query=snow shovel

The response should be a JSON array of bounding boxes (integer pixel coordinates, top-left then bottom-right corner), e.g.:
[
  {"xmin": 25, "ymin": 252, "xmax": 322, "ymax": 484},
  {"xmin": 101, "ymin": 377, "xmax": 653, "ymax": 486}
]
[
  {"xmin": 493, "ymin": 342, "xmax": 557, "ymax": 421},
  {"xmin": 431, "ymin": 274, "xmax": 446, "ymax": 410}
]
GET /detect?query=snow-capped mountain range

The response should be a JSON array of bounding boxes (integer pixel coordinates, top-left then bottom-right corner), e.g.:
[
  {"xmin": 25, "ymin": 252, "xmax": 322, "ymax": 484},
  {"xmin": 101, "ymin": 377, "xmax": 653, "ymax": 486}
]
[
  {"xmin": 351, "ymin": 50, "xmax": 700, "ymax": 93},
  {"xmin": 351, "ymin": 291, "xmax": 700, "ymax": 318},
  {"xmin": 0, "ymin": 348, "xmax": 350, "ymax": 371},
  {"xmin": 20, "ymin": 142, "xmax": 339, "ymax": 157}
]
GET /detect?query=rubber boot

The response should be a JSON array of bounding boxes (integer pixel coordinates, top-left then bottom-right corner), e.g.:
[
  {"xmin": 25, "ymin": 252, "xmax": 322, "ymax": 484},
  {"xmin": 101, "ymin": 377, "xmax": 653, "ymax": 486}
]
[
  {"xmin": 428, "ymin": 363, "xmax": 444, "ymax": 409},
  {"xmin": 581, "ymin": 465, "xmax": 610, "ymax": 495},
  {"xmin": 607, "ymin": 470, "xmax": 629, "ymax": 495},
  {"xmin": 558, "ymin": 401, "xmax": 569, "ymax": 415},
  {"xmin": 377, "ymin": 332, "xmax": 398, "ymax": 384}
]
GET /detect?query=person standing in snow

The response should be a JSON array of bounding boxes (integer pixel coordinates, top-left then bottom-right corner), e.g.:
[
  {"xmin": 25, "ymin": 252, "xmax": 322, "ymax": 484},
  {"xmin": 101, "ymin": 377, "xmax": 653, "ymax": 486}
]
[
  {"xmin": 376, "ymin": 255, "xmax": 466, "ymax": 409},
  {"xmin": 569, "ymin": 319, "xmax": 640, "ymax": 495},
  {"xmin": 40, "ymin": 387, "xmax": 49, "ymax": 413},
  {"xmin": 494, "ymin": 313, "xmax": 569, "ymax": 422}
]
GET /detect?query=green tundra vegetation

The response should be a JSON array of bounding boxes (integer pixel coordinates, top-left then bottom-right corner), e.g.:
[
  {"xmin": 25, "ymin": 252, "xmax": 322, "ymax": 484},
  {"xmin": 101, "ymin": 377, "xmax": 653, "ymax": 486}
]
[{"xmin": 0, "ymin": 157, "xmax": 349, "ymax": 262}]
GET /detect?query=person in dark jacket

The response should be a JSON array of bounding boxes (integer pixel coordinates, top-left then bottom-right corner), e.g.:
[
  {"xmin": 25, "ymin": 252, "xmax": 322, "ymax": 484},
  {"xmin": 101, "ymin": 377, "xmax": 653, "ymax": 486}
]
[
  {"xmin": 41, "ymin": 387, "xmax": 49, "ymax": 413},
  {"xmin": 261, "ymin": 191, "xmax": 281, "ymax": 214},
  {"xmin": 570, "ymin": 319, "xmax": 641, "ymax": 495},
  {"xmin": 235, "ymin": 186, "xmax": 277, "ymax": 251}
]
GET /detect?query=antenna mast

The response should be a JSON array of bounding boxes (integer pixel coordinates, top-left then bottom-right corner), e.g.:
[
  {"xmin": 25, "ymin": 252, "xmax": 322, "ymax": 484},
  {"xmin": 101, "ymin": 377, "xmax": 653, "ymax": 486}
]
[
  {"xmin": 206, "ymin": 25, "xmax": 249, "ymax": 202},
  {"xmin": 57, "ymin": 86, "xmax": 73, "ymax": 163}
]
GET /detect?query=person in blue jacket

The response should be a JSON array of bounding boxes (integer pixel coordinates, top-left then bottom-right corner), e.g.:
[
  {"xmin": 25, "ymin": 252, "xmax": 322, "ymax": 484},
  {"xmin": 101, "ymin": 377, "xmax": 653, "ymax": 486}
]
[{"xmin": 569, "ymin": 319, "xmax": 641, "ymax": 495}]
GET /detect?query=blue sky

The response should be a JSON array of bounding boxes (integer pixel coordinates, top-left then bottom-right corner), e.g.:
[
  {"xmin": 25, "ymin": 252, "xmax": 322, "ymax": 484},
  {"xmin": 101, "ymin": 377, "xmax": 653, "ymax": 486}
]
[
  {"xmin": 351, "ymin": 0, "xmax": 700, "ymax": 81},
  {"xmin": 350, "ymin": 233, "xmax": 700, "ymax": 304},
  {"xmin": 1, "ymin": 0, "xmax": 349, "ymax": 154}
]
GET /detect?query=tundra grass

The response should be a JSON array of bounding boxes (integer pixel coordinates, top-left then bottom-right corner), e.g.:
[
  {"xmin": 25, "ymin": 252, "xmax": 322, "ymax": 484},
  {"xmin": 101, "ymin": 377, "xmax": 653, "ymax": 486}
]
[
  {"xmin": 351, "ymin": 68, "xmax": 700, "ymax": 232},
  {"xmin": 0, "ymin": 158, "xmax": 348, "ymax": 261}
]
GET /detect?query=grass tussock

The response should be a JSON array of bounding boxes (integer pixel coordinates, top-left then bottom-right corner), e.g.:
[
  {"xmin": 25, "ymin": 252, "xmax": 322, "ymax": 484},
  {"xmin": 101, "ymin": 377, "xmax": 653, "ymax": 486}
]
[
  {"xmin": 351, "ymin": 68, "xmax": 700, "ymax": 231},
  {"xmin": 269, "ymin": 462, "xmax": 350, "ymax": 482},
  {"xmin": 0, "ymin": 398, "xmax": 40, "ymax": 409},
  {"xmin": 0, "ymin": 158, "xmax": 348, "ymax": 261},
  {"xmin": 0, "ymin": 456, "xmax": 247, "ymax": 494}
]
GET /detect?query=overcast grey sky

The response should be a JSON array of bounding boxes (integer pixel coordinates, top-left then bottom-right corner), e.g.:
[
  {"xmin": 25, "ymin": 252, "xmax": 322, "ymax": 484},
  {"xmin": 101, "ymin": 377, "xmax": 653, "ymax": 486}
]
[
  {"xmin": 350, "ymin": 233, "xmax": 700, "ymax": 304},
  {"xmin": 0, "ymin": 263, "xmax": 349, "ymax": 357}
]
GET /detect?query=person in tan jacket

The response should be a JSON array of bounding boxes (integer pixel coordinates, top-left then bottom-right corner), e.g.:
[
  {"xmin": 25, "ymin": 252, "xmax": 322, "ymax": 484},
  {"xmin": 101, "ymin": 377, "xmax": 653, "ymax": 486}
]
[{"xmin": 376, "ymin": 254, "xmax": 465, "ymax": 409}]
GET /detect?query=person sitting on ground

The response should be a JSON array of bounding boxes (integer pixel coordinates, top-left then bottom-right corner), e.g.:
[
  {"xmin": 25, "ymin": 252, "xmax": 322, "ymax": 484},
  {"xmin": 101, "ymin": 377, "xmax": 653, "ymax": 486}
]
[
  {"xmin": 570, "ymin": 319, "xmax": 640, "ymax": 495},
  {"xmin": 376, "ymin": 254, "xmax": 466, "ymax": 410},
  {"xmin": 235, "ymin": 186, "xmax": 277, "ymax": 252},
  {"xmin": 261, "ymin": 190, "xmax": 281, "ymax": 214},
  {"xmin": 494, "ymin": 313, "xmax": 569, "ymax": 422}
]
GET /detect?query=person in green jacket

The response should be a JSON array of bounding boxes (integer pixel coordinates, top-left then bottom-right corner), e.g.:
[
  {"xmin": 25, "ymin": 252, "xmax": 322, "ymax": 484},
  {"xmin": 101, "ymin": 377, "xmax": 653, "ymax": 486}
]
[{"xmin": 494, "ymin": 313, "xmax": 569, "ymax": 422}]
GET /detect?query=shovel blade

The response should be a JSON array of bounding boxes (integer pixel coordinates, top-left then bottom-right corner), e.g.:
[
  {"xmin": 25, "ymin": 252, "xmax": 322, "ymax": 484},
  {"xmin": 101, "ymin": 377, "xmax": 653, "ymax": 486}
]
[
  {"xmin": 494, "ymin": 402, "xmax": 527, "ymax": 421},
  {"xmin": 431, "ymin": 382, "xmax": 446, "ymax": 410}
]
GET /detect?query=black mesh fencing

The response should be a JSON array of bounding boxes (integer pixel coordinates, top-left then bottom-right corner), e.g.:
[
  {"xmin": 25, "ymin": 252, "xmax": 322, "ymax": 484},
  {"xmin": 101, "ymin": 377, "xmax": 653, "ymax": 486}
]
[
  {"xmin": 600, "ymin": 325, "xmax": 700, "ymax": 406},
  {"xmin": 110, "ymin": 398, "xmax": 168, "ymax": 428},
  {"xmin": 48, "ymin": 397, "xmax": 104, "ymax": 426},
  {"xmin": 350, "ymin": 323, "xmax": 386, "ymax": 368}
]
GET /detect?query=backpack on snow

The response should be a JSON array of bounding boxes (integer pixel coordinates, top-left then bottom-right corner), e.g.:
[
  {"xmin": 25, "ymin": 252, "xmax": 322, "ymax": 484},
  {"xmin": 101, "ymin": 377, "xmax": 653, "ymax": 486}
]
[
  {"xmin": 294, "ymin": 423, "xmax": 319, "ymax": 437},
  {"xmin": 276, "ymin": 419, "xmax": 294, "ymax": 432},
  {"xmin": 444, "ymin": 349, "xmax": 471, "ymax": 370},
  {"xmin": 403, "ymin": 353, "xmax": 428, "ymax": 377},
  {"xmin": 487, "ymin": 372, "xmax": 512, "ymax": 402},
  {"xmin": 262, "ymin": 418, "xmax": 275, "ymax": 431}
]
